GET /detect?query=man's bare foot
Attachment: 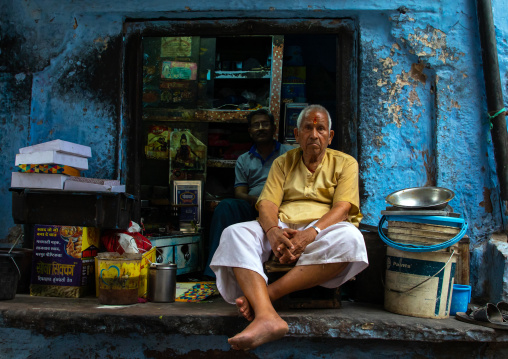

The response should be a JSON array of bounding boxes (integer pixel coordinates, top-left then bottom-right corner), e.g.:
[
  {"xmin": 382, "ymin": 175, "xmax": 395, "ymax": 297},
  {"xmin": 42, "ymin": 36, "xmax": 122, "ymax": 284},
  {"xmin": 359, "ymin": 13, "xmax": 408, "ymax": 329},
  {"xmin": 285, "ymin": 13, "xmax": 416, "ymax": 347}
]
[
  {"xmin": 235, "ymin": 296, "xmax": 254, "ymax": 321},
  {"xmin": 228, "ymin": 313, "xmax": 288, "ymax": 350}
]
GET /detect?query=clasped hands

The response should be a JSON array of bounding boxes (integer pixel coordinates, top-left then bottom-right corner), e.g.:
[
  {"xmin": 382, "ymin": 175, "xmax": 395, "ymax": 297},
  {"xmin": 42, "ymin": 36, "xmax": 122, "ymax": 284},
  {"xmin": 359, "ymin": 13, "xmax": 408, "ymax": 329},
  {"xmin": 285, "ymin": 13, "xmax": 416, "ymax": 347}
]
[{"xmin": 267, "ymin": 227, "xmax": 317, "ymax": 264}]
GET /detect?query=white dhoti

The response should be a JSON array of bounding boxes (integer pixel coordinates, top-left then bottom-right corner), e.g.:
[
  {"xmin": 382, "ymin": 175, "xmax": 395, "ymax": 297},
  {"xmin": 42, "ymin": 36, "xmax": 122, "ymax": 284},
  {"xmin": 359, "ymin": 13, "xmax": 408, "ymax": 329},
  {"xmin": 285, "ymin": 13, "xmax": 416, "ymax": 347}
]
[{"xmin": 210, "ymin": 220, "xmax": 369, "ymax": 304}]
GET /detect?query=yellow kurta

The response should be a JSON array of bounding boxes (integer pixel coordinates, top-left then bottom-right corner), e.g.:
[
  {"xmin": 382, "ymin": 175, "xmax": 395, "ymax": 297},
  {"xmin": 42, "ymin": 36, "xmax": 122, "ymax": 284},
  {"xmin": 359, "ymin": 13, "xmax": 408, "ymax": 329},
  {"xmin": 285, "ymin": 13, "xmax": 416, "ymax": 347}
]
[{"xmin": 257, "ymin": 147, "xmax": 362, "ymax": 226}]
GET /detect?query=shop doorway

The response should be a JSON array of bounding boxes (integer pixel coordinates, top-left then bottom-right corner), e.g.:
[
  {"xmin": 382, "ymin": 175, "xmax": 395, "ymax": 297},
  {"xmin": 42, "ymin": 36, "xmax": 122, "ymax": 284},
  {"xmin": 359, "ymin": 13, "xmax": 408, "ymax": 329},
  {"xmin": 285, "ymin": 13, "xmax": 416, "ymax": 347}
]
[{"xmin": 123, "ymin": 18, "xmax": 358, "ymax": 219}]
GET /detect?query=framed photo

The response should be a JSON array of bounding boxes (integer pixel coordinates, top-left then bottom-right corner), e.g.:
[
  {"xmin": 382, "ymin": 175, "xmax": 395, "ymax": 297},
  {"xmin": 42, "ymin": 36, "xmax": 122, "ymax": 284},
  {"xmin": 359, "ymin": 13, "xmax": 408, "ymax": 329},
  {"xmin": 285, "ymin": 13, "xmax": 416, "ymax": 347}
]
[
  {"xmin": 169, "ymin": 129, "xmax": 207, "ymax": 172},
  {"xmin": 172, "ymin": 180, "xmax": 202, "ymax": 225},
  {"xmin": 284, "ymin": 103, "xmax": 308, "ymax": 142}
]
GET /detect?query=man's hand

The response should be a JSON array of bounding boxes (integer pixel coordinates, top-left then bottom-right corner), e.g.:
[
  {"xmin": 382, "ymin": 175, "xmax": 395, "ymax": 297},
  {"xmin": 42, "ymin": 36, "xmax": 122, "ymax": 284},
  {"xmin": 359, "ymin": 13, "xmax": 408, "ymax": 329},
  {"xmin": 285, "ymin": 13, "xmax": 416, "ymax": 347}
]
[
  {"xmin": 266, "ymin": 227, "xmax": 294, "ymax": 260},
  {"xmin": 277, "ymin": 228, "xmax": 317, "ymax": 264}
]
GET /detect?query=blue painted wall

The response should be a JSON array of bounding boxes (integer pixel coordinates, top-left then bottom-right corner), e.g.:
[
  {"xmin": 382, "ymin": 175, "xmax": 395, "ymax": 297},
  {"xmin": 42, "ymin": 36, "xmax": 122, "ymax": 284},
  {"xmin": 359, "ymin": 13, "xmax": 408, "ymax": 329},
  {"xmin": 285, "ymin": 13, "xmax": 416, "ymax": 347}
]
[{"xmin": 1, "ymin": 0, "xmax": 507, "ymax": 299}]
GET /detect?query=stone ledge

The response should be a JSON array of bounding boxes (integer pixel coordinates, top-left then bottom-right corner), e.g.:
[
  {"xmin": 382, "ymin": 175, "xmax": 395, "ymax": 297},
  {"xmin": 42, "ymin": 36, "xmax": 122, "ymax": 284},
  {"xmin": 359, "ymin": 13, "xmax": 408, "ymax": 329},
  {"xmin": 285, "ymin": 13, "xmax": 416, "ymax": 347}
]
[{"xmin": 1, "ymin": 295, "xmax": 508, "ymax": 343}]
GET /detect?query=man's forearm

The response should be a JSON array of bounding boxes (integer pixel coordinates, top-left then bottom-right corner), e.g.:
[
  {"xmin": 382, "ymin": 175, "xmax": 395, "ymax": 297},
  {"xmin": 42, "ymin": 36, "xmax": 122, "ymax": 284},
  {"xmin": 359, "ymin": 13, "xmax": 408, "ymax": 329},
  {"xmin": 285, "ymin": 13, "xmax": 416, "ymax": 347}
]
[
  {"xmin": 313, "ymin": 201, "xmax": 351, "ymax": 230},
  {"xmin": 257, "ymin": 200, "xmax": 279, "ymax": 232},
  {"xmin": 235, "ymin": 192, "xmax": 258, "ymax": 206},
  {"xmin": 234, "ymin": 186, "xmax": 258, "ymax": 206}
]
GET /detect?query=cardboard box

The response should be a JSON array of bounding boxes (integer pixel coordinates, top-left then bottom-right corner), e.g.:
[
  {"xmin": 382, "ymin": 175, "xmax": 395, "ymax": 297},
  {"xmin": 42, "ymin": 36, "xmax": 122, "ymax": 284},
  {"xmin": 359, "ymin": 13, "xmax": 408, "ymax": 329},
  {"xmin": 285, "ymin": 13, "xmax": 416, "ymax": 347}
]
[
  {"xmin": 94, "ymin": 247, "xmax": 156, "ymax": 299},
  {"xmin": 30, "ymin": 225, "xmax": 100, "ymax": 298},
  {"xmin": 64, "ymin": 181, "xmax": 126, "ymax": 192},
  {"xmin": 66, "ymin": 177, "xmax": 120, "ymax": 186},
  {"xmin": 16, "ymin": 164, "xmax": 81, "ymax": 177},
  {"xmin": 19, "ymin": 139, "xmax": 92, "ymax": 158},
  {"xmin": 11, "ymin": 172, "xmax": 68, "ymax": 190},
  {"xmin": 64, "ymin": 177, "xmax": 125, "ymax": 193},
  {"xmin": 15, "ymin": 150, "xmax": 89, "ymax": 171}
]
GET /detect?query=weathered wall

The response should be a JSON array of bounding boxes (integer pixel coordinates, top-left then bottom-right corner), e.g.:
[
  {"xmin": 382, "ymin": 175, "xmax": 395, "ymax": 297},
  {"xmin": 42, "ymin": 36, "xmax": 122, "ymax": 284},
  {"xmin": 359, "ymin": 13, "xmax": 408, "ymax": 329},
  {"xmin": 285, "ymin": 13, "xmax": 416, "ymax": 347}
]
[
  {"xmin": 357, "ymin": 1, "xmax": 506, "ymax": 299},
  {"xmin": 1, "ymin": 0, "xmax": 507, "ymax": 299}
]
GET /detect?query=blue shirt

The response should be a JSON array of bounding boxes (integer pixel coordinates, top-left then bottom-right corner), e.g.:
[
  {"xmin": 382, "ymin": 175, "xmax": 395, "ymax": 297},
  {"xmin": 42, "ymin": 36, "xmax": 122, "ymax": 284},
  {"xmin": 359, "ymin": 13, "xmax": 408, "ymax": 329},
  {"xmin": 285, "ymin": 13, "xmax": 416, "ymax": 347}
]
[{"xmin": 234, "ymin": 141, "xmax": 294, "ymax": 197}]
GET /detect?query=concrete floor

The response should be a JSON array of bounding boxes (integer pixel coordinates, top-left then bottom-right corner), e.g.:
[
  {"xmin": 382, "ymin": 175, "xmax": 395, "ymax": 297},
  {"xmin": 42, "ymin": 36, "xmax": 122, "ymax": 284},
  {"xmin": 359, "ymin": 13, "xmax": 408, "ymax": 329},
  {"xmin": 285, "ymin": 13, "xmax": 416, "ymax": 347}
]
[{"xmin": 1, "ymin": 294, "xmax": 508, "ymax": 358}]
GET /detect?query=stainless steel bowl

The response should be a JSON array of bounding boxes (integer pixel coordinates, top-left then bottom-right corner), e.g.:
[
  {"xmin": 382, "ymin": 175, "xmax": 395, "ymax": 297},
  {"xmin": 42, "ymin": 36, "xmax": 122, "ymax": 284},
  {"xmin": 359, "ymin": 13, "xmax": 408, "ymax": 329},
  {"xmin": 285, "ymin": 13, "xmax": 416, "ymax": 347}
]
[{"xmin": 385, "ymin": 187, "xmax": 455, "ymax": 210}]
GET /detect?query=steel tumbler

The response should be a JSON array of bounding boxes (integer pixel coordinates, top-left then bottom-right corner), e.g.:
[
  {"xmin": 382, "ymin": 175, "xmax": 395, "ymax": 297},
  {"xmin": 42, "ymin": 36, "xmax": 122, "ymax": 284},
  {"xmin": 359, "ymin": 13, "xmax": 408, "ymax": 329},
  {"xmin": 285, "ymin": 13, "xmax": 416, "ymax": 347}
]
[{"xmin": 148, "ymin": 262, "xmax": 177, "ymax": 303}]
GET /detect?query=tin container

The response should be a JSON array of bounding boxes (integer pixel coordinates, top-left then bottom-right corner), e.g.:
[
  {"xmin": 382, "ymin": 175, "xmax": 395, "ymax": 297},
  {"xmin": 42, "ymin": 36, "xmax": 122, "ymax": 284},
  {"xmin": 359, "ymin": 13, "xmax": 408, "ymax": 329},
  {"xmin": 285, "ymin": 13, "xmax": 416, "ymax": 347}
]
[
  {"xmin": 148, "ymin": 262, "xmax": 177, "ymax": 303},
  {"xmin": 97, "ymin": 252, "xmax": 142, "ymax": 305}
]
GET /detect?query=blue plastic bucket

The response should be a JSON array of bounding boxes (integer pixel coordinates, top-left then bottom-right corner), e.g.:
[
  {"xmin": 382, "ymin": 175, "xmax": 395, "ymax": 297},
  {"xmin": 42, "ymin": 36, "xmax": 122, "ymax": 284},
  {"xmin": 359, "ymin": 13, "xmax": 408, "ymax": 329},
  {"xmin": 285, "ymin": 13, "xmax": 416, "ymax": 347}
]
[{"xmin": 450, "ymin": 284, "xmax": 471, "ymax": 315}]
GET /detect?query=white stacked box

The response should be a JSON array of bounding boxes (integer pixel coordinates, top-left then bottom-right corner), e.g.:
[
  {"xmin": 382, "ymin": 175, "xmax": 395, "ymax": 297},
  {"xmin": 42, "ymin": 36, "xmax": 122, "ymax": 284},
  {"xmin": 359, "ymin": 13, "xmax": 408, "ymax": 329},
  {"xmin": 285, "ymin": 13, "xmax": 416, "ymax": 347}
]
[
  {"xmin": 64, "ymin": 177, "xmax": 125, "ymax": 193},
  {"xmin": 12, "ymin": 140, "xmax": 92, "ymax": 190},
  {"xmin": 19, "ymin": 139, "xmax": 92, "ymax": 158},
  {"xmin": 15, "ymin": 151, "xmax": 89, "ymax": 171},
  {"xmin": 11, "ymin": 172, "xmax": 68, "ymax": 190}
]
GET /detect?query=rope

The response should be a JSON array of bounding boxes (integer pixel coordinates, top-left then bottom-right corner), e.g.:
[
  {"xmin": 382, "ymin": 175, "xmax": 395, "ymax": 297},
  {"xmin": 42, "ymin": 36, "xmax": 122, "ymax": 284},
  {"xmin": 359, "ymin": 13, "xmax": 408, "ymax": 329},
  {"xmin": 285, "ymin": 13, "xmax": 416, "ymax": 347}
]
[
  {"xmin": 8, "ymin": 233, "xmax": 22, "ymax": 276},
  {"xmin": 488, "ymin": 107, "xmax": 506, "ymax": 129},
  {"xmin": 386, "ymin": 250, "xmax": 456, "ymax": 294}
]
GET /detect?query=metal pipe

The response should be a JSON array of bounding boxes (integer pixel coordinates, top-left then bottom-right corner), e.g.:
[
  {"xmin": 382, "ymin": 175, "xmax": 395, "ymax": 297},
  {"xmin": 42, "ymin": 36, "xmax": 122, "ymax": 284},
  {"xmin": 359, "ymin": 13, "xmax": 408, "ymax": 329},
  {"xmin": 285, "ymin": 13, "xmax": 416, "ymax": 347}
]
[{"xmin": 477, "ymin": 0, "xmax": 508, "ymax": 199}]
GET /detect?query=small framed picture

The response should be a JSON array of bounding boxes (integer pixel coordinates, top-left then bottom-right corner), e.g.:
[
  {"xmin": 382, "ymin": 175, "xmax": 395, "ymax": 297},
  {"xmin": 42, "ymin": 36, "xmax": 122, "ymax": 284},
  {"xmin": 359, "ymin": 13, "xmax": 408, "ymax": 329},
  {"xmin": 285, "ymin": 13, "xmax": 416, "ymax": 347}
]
[
  {"xmin": 284, "ymin": 103, "xmax": 308, "ymax": 142},
  {"xmin": 172, "ymin": 180, "xmax": 202, "ymax": 225}
]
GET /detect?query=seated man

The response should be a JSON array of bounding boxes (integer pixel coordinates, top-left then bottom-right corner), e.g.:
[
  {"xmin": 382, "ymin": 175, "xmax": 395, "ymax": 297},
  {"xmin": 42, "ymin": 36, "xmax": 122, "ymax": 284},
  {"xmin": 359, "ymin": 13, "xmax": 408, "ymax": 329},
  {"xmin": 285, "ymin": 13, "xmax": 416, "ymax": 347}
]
[
  {"xmin": 210, "ymin": 104, "xmax": 368, "ymax": 350},
  {"xmin": 203, "ymin": 109, "xmax": 293, "ymax": 277}
]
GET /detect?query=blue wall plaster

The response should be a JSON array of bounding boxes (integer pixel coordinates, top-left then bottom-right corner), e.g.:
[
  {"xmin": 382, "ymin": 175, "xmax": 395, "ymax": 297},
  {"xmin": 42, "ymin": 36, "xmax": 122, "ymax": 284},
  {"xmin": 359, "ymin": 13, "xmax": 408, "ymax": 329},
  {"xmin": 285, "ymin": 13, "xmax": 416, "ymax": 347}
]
[{"xmin": 1, "ymin": 0, "xmax": 508, "ymax": 299}]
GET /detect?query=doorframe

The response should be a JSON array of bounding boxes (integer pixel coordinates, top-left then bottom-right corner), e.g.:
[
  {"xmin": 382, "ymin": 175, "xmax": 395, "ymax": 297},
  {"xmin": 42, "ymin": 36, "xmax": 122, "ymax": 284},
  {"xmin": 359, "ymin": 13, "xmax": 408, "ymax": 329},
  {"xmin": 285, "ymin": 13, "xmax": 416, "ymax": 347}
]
[{"xmin": 122, "ymin": 18, "xmax": 359, "ymax": 220}]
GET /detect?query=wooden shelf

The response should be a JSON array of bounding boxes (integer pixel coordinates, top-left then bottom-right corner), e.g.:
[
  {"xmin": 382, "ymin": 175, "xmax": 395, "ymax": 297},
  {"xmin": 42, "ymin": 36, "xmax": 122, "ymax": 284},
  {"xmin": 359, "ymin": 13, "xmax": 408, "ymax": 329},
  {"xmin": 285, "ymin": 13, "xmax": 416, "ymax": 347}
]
[
  {"xmin": 142, "ymin": 108, "xmax": 254, "ymax": 123},
  {"xmin": 142, "ymin": 108, "xmax": 197, "ymax": 122},
  {"xmin": 194, "ymin": 110, "xmax": 250, "ymax": 123},
  {"xmin": 214, "ymin": 70, "xmax": 270, "ymax": 79},
  {"xmin": 207, "ymin": 159, "xmax": 236, "ymax": 168}
]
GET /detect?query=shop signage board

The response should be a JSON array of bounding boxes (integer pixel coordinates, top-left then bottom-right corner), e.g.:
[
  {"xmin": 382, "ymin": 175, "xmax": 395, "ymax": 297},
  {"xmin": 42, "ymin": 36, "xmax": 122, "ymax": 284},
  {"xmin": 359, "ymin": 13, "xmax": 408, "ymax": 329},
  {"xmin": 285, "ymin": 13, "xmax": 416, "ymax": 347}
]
[{"xmin": 30, "ymin": 225, "xmax": 99, "ymax": 298}]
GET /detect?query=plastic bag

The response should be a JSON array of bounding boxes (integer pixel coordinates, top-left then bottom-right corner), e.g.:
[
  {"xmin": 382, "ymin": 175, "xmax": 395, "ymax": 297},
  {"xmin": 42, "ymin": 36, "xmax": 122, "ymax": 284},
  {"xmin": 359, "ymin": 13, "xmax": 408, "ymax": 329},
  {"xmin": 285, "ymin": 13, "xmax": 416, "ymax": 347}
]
[{"xmin": 101, "ymin": 221, "xmax": 152, "ymax": 255}]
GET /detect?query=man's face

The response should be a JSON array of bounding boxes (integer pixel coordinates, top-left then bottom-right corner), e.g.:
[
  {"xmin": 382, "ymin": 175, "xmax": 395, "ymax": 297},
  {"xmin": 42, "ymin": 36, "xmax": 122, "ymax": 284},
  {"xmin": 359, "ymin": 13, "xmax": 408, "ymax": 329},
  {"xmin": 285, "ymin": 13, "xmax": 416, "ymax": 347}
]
[
  {"xmin": 294, "ymin": 110, "xmax": 334, "ymax": 156},
  {"xmin": 248, "ymin": 114, "xmax": 275, "ymax": 144}
]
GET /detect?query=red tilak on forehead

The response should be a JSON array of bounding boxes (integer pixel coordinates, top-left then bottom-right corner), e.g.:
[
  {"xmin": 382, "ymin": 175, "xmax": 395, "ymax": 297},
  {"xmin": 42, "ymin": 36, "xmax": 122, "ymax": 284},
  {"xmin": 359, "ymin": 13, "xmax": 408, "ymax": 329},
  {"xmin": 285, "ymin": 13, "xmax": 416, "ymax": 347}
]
[{"xmin": 313, "ymin": 116, "xmax": 318, "ymax": 124}]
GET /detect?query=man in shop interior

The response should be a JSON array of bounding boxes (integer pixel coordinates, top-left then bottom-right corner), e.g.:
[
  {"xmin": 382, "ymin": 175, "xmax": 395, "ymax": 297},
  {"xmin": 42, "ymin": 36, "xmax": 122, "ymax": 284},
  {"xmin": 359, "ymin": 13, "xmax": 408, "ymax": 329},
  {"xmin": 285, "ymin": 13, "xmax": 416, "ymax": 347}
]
[
  {"xmin": 210, "ymin": 104, "xmax": 369, "ymax": 350},
  {"xmin": 203, "ymin": 109, "xmax": 294, "ymax": 278}
]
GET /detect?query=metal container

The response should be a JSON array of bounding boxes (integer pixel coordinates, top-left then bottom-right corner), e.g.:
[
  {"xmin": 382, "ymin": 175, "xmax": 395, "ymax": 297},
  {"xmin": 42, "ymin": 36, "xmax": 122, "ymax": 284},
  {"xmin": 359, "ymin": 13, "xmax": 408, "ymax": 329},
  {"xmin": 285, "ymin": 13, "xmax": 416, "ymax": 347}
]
[
  {"xmin": 385, "ymin": 187, "xmax": 455, "ymax": 210},
  {"xmin": 148, "ymin": 262, "xmax": 177, "ymax": 303},
  {"xmin": 98, "ymin": 252, "xmax": 142, "ymax": 305}
]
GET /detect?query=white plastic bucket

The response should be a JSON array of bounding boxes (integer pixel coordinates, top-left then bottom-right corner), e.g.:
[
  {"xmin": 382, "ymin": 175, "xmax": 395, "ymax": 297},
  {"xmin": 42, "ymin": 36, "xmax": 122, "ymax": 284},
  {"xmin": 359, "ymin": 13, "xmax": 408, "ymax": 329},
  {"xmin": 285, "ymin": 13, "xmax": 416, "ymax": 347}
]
[{"xmin": 384, "ymin": 246, "xmax": 457, "ymax": 319}]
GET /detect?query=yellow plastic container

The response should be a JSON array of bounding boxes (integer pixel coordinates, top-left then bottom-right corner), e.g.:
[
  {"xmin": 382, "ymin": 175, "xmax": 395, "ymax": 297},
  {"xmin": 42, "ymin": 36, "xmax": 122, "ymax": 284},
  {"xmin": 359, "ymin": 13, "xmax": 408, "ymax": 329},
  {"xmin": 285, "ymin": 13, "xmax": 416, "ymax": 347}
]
[{"xmin": 97, "ymin": 252, "xmax": 142, "ymax": 305}]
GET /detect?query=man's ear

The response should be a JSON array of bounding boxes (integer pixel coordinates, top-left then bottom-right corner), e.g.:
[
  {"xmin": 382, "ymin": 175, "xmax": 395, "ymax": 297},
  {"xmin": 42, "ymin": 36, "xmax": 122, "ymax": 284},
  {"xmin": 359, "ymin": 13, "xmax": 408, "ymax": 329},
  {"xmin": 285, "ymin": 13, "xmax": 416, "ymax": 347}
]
[
  {"xmin": 328, "ymin": 130, "xmax": 335, "ymax": 145},
  {"xmin": 294, "ymin": 127, "xmax": 299, "ymax": 141}
]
